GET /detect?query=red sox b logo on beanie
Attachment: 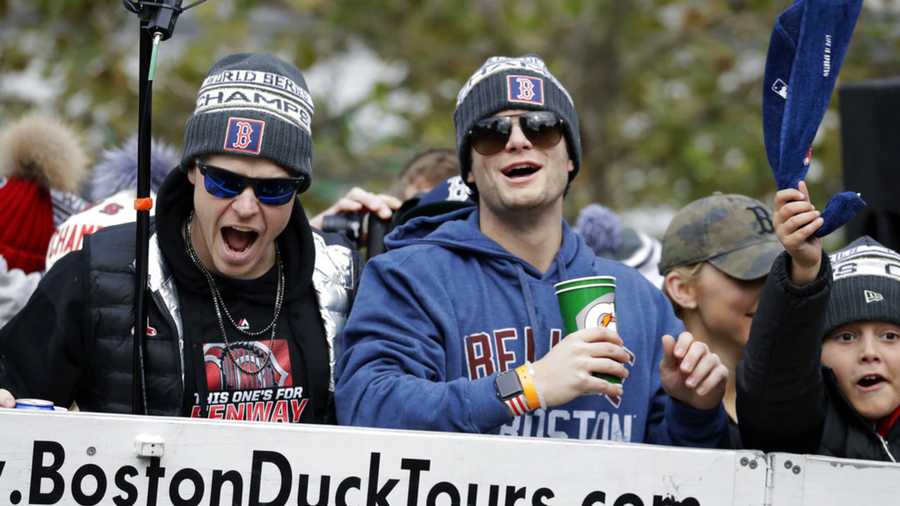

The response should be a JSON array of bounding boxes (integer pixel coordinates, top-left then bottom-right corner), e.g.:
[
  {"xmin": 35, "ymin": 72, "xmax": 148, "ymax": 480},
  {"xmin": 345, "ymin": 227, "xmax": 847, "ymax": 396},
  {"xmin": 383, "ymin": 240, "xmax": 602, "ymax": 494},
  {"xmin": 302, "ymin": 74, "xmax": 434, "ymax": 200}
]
[
  {"xmin": 507, "ymin": 75, "xmax": 544, "ymax": 105},
  {"xmin": 224, "ymin": 117, "xmax": 265, "ymax": 155}
]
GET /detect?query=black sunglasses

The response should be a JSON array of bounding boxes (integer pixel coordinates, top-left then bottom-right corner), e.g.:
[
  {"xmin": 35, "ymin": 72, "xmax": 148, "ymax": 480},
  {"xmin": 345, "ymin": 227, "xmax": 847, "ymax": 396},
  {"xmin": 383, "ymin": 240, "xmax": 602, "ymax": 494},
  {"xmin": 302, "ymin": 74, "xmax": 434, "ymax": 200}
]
[
  {"xmin": 197, "ymin": 162, "xmax": 304, "ymax": 206},
  {"xmin": 468, "ymin": 111, "xmax": 565, "ymax": 156}
]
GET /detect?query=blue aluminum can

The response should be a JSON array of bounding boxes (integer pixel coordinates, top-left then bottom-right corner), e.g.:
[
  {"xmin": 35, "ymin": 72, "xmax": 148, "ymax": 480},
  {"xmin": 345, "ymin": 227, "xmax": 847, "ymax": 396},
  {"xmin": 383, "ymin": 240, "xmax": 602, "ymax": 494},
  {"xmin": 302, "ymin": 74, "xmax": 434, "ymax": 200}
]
[{"xmin": 15, "ymin": 398, "xmax": 55, "ymax": 410}]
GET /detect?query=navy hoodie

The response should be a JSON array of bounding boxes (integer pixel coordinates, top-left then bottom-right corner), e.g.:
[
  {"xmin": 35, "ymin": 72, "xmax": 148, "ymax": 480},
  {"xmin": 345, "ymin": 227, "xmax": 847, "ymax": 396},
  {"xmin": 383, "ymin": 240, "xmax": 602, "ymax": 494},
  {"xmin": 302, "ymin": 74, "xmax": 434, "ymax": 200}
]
[{"xmin": 335, "ymin": 208, "xmax": 727, "ymax": 446}]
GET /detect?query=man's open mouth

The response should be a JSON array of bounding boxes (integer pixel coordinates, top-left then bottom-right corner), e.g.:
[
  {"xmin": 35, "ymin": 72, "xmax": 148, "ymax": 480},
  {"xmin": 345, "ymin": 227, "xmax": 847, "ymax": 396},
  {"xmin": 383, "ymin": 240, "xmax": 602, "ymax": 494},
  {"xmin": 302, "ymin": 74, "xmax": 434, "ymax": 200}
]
[
  {"xmin": 501, "ymin": 163, "xmax": 541, "ymax": 179},
  {"xmin": 221, "ymin": 226, "xmax": 258, "ymax": 253}
]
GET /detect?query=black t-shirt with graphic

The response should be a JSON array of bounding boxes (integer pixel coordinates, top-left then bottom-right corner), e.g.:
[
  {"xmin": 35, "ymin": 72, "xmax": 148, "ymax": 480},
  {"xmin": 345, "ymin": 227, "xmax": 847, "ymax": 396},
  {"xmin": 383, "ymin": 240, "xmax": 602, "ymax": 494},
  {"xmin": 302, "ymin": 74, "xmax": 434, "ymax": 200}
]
[
  {"xmin": 179, "ymin": 269, "xmax": 314, "ymax": 423},
  {"xmin": 154, "ymin": 173, "xmax": 332, "ymax": 424}
]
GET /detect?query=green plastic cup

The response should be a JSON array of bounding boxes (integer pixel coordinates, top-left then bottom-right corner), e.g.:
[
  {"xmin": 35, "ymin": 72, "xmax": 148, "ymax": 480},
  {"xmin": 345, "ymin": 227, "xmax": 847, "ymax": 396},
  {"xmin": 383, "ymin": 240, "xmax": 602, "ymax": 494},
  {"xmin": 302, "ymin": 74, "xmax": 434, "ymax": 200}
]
[
  {"xmin": 555, "ymin": 276, "xmax": 620, "ymax": 384},
  {"xmin": 554, "ymin": 276, "xmax": 616, "ymax": 292}
]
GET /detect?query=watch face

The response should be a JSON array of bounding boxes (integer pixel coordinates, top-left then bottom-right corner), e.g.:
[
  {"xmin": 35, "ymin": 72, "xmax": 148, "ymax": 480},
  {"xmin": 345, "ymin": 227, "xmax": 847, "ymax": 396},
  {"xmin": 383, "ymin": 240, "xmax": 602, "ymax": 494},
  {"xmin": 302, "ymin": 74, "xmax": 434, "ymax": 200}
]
[{"xmin": 495, "ymin": 370, "xmax": 523, "ymax": 400}]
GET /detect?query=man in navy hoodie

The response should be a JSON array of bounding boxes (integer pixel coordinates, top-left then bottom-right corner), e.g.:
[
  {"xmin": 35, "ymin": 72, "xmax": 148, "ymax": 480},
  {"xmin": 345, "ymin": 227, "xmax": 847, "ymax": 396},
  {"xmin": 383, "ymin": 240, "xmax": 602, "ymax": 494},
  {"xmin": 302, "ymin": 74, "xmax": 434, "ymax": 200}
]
[{"xmin": 335, "ymin": 55, "xmax": 730, "ymax": 446}]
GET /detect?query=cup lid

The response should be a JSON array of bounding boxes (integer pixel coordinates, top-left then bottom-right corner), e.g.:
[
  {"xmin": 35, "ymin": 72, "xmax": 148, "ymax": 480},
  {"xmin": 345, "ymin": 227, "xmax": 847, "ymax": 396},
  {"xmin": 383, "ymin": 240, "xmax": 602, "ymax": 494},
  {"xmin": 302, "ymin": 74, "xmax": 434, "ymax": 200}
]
[{"xmin": 554, "ymin": 275, "xmax": 616, "ymax": 290}]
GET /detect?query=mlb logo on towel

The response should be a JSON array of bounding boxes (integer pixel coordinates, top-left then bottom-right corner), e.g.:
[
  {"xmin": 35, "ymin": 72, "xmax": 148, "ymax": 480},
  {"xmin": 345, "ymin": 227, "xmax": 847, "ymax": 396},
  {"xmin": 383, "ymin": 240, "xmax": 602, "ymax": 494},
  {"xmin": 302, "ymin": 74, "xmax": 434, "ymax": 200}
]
[
  {"xmin": 224, "ymin": 117, "xmax": 265, "ymax": 155},
  {"xmin": 507, "ymin": 75, "xmax": 544, "ymax": 105},
  {"xmin": 771, "ymin": 79, "xmax": 788, "ymax": 99}
]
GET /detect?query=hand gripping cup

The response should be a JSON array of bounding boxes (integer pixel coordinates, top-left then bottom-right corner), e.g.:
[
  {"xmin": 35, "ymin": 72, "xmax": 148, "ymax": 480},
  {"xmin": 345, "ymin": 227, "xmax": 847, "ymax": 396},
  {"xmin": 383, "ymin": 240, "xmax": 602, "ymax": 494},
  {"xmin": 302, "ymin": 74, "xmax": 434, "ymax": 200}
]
[{"xmin": 555, "ymin": 276, "xmax": 621, "ymax": 384}]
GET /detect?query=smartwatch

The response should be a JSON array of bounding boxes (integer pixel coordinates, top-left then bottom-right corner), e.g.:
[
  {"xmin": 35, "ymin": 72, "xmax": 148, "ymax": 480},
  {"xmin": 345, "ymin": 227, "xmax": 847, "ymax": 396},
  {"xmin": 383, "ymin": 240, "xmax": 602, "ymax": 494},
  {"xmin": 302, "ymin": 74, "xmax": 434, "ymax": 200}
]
[{"xmin": 495, "ymin": 370, "xmax": 530, "ymax": 416}]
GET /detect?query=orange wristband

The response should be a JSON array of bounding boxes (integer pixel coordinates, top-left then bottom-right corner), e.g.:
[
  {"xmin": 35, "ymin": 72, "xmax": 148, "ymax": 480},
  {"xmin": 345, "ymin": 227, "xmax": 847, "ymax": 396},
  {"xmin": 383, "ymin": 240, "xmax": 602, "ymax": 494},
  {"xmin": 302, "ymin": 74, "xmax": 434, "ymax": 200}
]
[
  {"xmin": 134, "ymin": 197, "xmax": 154, "ymax": 211},
  {"xmin": 515, "ymin": 363, "xmax": 540, "ymax": 411}
]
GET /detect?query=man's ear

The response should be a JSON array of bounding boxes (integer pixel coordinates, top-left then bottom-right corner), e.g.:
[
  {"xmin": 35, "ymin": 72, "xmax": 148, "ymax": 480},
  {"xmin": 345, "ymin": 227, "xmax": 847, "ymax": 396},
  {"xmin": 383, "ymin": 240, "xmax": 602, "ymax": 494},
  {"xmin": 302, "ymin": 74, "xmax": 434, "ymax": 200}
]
[
  {"xmin": 567, "ymin": 159, "xmax": 574, "ymax": 174},
  {"xmin": 186, "ymin": 166, "xmax": 197, "ymax": 185},
  {"xmin": 664, "ymin": 270, "xmax": 698, "ymax": 311}
]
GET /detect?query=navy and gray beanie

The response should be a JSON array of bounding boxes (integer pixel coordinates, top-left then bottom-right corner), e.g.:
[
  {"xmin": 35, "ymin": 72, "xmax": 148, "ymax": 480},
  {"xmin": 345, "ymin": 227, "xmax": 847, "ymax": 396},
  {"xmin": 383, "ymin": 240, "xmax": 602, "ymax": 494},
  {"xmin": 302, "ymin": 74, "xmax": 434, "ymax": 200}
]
[
  {"xmin": 453, "ymin": 55, "xmax": 581, "ymax": 187},
  {"xmin": 824, "ymin": 236, "xmax": 900, "ymax": 336},
  {"xmin": 180, "ymin": 53, "xmax": 314, "ymax": 192}
]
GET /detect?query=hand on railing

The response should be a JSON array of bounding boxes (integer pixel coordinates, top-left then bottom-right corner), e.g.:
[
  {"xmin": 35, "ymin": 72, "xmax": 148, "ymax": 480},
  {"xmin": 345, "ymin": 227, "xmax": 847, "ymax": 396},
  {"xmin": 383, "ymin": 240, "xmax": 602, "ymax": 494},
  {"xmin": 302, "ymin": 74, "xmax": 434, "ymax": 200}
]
[{"xmin": 0, "ymin": 388, "xmax": 15, "ymax": 408}]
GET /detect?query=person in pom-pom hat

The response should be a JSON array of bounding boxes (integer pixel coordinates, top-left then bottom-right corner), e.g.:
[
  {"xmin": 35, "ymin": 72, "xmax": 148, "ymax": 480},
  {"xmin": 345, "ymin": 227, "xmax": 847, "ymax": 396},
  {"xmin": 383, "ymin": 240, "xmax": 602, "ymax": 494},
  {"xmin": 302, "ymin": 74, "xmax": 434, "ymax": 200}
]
[
  {"xmin": 738, "ymin": 183, "xmax": 900, "ymax": 461},
  {"xmin": 0, "ymin": 114, "xmax": 90, "ymax": 273},
  {"xmin": 0, "ymin": 54, "xmax": 359, "ymax": 422},
  {"xmin": 0, "ymin": 114, "xmax": 89, "ymax": 328},
  {"xmin": 335, "ymin": 55, "xmax": 731, "ymax": 448},
  {"xmin": 44, "ymin": 135, "xmax": 180, "ymax": 271},
  {"xmin": 574, "ymin": 203, "xmax": 663, "ymax": 289}
]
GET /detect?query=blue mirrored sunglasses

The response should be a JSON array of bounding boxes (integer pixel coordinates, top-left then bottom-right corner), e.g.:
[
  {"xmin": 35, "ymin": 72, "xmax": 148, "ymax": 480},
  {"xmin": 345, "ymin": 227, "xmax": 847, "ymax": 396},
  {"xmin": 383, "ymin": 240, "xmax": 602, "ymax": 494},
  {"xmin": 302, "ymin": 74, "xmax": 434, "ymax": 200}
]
[{"xmin": 197, "ymin": 162, "xmax": 303, "ymax": 206}]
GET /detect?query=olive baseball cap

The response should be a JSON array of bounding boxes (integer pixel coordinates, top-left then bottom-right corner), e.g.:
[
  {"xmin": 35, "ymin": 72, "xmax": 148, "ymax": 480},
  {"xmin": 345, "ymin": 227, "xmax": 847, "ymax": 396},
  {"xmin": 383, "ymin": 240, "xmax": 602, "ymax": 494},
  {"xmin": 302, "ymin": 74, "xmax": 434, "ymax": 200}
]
[{"xmin": 659, "ymin": 193, "xmax": 783, "ymax": 281}]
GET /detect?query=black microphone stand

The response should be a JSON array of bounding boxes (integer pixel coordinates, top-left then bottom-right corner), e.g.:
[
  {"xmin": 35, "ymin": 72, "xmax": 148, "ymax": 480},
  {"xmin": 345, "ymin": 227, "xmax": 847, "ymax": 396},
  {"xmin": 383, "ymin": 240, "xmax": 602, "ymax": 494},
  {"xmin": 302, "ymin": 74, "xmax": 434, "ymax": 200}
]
[{"xmin": 122, "ymin": 0, "xmax": 193, "ymax": 415}]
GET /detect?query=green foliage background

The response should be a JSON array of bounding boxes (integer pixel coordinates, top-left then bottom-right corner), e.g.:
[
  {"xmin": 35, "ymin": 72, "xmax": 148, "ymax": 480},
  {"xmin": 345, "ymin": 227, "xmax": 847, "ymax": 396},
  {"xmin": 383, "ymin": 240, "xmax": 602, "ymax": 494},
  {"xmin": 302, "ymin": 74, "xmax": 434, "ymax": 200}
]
[{"xmin": 2, "ymin": 0, "xmax": 898, "ymax": 229}]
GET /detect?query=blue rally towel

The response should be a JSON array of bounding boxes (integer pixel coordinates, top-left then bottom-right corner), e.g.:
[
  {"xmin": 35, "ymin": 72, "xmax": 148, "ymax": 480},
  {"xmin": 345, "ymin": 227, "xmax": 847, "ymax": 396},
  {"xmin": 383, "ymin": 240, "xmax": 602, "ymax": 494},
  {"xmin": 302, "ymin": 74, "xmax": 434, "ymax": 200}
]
[{"xmin": 762, "ymin": 0, "xmax": 867, "ymax": 237}]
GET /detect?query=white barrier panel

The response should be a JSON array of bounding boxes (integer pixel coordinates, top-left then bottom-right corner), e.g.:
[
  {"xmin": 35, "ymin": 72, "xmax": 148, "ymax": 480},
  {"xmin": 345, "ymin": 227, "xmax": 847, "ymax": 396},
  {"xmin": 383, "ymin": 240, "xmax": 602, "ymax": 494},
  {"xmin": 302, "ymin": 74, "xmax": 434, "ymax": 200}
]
[
  {"xmin": 0, "ymin": 410, "xmax": 767, "ymax": 506},
  {"xmin": 766, "ymin": 452, "xmax": 900, "ymax": 506}
]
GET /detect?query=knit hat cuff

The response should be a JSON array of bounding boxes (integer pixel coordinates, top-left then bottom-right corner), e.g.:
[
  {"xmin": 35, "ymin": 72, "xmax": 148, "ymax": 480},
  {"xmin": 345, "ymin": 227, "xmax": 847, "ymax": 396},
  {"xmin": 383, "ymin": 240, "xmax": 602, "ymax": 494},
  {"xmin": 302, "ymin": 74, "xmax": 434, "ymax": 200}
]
[
  {"xmin": 824, "ymin": 236, "xmax": 900, "ymax": 336},
  {"xmin": 181, "ymin": 110, "xmax": 312, "ymax": 191},
  {"xmin": 0, "ymin": 246, "xmax": 46, "ymax": 274},
  {"xmin": 823, "ymin": 275, "xmax": 900, "ymax": 336}
]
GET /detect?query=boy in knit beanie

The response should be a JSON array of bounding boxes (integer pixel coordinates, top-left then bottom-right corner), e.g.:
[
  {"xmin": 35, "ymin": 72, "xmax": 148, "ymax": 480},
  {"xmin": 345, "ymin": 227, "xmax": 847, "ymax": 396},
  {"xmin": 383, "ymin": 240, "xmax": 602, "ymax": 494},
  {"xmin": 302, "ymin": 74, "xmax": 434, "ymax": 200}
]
[
  {"xmin": 0, "ymin": 53, "xmax": 356, "ymax": 422},
  {"xmin": 44, "ymin": 136, "xmax": 180, "ymax": 271},
  {"xmin": 738, "ymin": 182, "xmax": 900, "ymax": 462}
]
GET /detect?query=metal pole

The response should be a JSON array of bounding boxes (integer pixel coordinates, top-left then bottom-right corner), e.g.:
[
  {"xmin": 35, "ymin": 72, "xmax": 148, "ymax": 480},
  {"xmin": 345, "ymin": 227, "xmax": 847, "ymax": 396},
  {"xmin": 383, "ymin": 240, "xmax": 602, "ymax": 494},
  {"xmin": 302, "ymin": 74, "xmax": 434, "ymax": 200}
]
[{"xmin": 132, "ymin": 24, "xmax": 153, "ymax": 415}]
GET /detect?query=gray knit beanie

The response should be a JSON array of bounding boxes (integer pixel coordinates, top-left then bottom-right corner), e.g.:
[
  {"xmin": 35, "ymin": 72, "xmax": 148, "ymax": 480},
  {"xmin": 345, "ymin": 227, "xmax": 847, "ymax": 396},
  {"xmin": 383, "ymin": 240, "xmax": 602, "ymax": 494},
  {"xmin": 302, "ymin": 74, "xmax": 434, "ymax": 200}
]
[
  {"xmin": 453, "ymin": 55, "xmax": 581, "ymax": 187},
  {"xmin": 181, "ymin": 53, "xmax": 314, "ymax": 192},
  {"xmin": 823, "ymin": 236, "xmax": 900, "ymax": 336}
]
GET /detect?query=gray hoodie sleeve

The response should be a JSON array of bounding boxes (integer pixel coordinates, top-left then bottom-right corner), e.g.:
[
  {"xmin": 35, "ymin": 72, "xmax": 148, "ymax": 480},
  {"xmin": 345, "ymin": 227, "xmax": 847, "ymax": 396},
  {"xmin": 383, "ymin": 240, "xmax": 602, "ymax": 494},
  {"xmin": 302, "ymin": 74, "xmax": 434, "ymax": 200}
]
[{"xmin": 0, "ymin": 256, "xmax": 42, "ymax": 329}]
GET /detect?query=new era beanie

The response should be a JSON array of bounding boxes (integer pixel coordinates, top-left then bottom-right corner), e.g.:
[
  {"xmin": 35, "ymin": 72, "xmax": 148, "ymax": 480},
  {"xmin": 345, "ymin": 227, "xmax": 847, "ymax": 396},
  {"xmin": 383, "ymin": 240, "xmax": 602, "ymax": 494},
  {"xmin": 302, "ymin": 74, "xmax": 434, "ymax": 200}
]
[
  {"xmin": 181, "ymin": 53, "xmax": 314, "ymax": 192},
  {"xmin": 453, "ymin": 55, "xmax": 581, "ymax": 187},
  {"xmin": 823, "ymin": 236, "xmax": 900, "ymax": 336}
]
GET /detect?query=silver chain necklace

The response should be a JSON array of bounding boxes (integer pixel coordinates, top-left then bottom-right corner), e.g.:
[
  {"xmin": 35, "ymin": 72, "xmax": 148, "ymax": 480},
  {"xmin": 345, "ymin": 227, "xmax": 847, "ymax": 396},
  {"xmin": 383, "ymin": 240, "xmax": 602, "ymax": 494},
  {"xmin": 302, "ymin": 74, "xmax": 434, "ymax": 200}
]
[{"xmin": 184, "ymin": 212, "xmax": 284, "ymax": 376}]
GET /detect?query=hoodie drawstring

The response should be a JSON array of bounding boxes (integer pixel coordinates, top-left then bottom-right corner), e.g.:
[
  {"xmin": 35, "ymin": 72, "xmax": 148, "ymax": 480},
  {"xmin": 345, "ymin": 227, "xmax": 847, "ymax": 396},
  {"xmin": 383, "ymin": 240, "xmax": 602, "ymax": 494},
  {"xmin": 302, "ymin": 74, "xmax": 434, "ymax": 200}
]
[
  {"xmin": 516, "ymin": 265, "xmax": 541, "ymax": 345},
  {"xmin": 516, "ymin": 256, "xmax": 570, "ymax": 346},
  {"xmin": 556, "ymin": 255, "xmax": 568, "ymax": 281}
]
